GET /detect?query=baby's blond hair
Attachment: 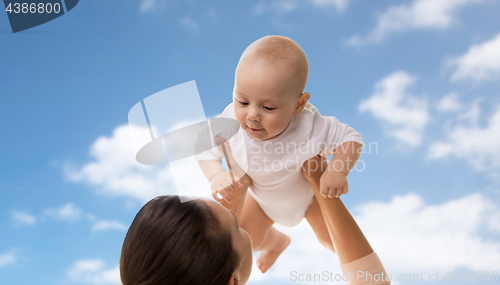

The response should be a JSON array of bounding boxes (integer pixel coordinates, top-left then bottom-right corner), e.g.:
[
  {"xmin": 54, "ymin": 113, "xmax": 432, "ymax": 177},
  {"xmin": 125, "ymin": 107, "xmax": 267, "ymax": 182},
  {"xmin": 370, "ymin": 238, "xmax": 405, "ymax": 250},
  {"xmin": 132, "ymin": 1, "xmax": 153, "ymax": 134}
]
[{"xmin": 238, "ymin": 35, "xmax": 309, "ymax": 96}]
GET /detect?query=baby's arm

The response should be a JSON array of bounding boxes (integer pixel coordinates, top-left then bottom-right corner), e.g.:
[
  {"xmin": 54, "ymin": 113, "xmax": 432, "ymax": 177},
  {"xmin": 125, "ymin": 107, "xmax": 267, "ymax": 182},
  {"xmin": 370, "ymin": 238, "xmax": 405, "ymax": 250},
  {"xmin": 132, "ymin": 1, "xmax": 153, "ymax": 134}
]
[
  {"xmin": 198, "ymin": 159, "xmax": 240, "ymax": 204},
  {"xmin": 197, "ymin": 138, "xmax": 251, "ymax": 218},
  {"xmin": 312, "ymin": 109, "xmax": 364, "ymax": 198},
  {"xmin": 319, "ymin": 142, "xmax": 363, "ymax": 198}
]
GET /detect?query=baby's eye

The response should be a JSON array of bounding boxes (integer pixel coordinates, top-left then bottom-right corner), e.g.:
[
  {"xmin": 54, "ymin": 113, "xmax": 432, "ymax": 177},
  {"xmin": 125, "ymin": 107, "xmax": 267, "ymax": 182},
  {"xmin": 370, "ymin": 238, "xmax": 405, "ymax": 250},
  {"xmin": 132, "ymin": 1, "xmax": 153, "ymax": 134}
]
[
  {"xmin": 264, "ymin": 106, "xmax": 276, "ymax": 111},
  {"xmin": 237, "ymin": 101, "xmax": 249, "ymax": 106}
]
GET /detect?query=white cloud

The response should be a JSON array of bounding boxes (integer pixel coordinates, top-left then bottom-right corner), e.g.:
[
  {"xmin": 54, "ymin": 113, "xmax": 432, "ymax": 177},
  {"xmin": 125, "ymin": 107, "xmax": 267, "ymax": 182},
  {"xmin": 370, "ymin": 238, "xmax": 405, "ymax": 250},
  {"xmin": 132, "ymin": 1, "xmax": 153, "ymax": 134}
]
[
  {"xmin": 428, "ymin": 105, "xmax": 500, "ymax": 172},
  {"xmin": 92, "ymin": 220, "xmax": 128, "ymax": 232},
  {"xmin": 179, "ymin": 17, "xmax": 199, "ymax": 33},
  {"xmin": 139, "ymin": 0, "xmax": 167, "ymax": 13},
  {"xmin": 448, "ymin": 33, "xmax": 500, "ymax": 82},
  {"xmin": 11, "ymin": 210, "xmax": 36, "ymax": 226},
  {"xmin": 436, "ymin": 92, "xmax": 463, "ymax": 112},
  {"xmin": 359, "ymin": 71, "xmax": 429, "ymax": 147},
  {"xmin": 254, "ymin": 0, "xmax": 349, "ymax": 15},
  {"xmin": 64, "ymin": 125, "xmax": 176, "ymax": 202},
  {"xmin": 457, "ymin": 98, "xmax": 482, "ymax": 126},
  {"xmin": 43, "ymin": 203, "xmax": 82, "ymax": 222},
  {"xmin": 348, "ymin": 0, "xmax": 483, "ymax": 46},
  {"xmin": 307, "ymin": 0, "xmax": 349, "ymax": 11},
  {"xmin": 67, "ymin": 259, "xmax": 120, "ymax": 285},
  {"xmin": 0, "ymin": 251, "xmax": 15, "ymax": 267},
  {"xmin": 354, "ymin": 192, "xmax": 500, "ymax": 273},
  {"xmin": 139, "ymin": 0, "xmax": 155, "ymax": 13}
]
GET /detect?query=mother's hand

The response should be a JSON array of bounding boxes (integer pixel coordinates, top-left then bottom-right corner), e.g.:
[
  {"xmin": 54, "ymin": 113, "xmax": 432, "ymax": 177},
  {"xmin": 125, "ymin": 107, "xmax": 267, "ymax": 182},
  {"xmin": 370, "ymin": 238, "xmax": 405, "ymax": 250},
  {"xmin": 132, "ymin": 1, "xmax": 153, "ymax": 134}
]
[
  {"xmin": 214, "ymin": 136, "xmax": 252, "ymax": 219},
  {"xmin": 302, "ymin": 155, "xmax": 327, "ymax": 191}
]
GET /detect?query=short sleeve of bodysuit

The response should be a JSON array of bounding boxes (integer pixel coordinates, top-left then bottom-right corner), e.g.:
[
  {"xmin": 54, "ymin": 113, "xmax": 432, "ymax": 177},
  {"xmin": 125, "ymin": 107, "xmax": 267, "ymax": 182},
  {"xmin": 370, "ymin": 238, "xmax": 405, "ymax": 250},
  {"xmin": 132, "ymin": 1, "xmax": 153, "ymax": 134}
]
[{"xmin": 305, "ymin": 103, "xmax": 364, "ymax": 157}]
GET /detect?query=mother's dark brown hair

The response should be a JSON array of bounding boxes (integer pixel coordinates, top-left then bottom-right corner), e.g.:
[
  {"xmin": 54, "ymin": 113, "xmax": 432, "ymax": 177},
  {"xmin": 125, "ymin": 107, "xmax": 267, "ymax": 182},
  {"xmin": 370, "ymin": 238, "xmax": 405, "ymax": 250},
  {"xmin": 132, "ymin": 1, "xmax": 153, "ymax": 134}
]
[{"xmin": 120, "ymin": 195, "xmax": 240, "ymax": 285}]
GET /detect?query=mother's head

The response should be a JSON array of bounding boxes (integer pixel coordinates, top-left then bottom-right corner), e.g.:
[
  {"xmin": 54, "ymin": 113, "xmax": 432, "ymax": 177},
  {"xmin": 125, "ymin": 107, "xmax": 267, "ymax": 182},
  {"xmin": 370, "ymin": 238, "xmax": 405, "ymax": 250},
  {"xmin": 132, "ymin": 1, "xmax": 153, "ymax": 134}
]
[{"xmin": 120, "ymin": 196, "xmax": 253, "ymax": 285}]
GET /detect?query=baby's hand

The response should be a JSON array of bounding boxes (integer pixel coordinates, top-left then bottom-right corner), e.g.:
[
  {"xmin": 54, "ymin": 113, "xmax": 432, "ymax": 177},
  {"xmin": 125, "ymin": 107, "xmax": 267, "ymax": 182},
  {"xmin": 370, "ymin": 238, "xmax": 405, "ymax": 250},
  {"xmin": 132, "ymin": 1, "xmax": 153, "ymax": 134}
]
[
  {"xmin": 210, "ymin": 171, "xmax": 243, "ymax": 204},
  {"xmin": 319, "ymin": 170, "xmax": 349, "ymax": 198}
]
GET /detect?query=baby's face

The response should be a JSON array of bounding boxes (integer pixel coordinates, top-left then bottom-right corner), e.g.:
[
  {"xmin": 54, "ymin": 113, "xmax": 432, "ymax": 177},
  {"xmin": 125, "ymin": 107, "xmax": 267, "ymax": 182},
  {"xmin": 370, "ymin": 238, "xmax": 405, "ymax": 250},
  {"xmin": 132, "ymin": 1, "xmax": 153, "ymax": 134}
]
[{"xmin": 233, "ymin": 58, "xmax": 299, "ymax": 141}]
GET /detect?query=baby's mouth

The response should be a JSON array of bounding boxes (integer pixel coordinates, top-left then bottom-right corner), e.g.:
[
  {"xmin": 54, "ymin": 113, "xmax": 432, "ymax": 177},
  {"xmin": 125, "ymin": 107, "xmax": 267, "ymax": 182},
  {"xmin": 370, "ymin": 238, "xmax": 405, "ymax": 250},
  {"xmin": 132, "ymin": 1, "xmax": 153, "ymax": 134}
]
[{"xmin": 248, "ymin": 126, "xmax": 263, "ymax": 132}]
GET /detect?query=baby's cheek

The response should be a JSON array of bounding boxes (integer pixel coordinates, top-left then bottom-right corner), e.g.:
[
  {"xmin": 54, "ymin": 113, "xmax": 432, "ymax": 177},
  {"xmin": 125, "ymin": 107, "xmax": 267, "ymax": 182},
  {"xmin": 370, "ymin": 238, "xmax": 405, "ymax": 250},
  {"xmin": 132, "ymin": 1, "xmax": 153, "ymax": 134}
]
[{"xmin": 234, "ymin": 111, "xmax": 244, "ymax": 124}]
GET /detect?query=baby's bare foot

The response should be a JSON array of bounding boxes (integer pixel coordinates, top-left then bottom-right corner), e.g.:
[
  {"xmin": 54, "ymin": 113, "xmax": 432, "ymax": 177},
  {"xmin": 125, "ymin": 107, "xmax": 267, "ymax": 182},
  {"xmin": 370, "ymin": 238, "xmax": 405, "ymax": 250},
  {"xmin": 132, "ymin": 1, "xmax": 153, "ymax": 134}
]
[{"xmin": 256, "ymin": 233, "xmax": 291, "ymax": 273}]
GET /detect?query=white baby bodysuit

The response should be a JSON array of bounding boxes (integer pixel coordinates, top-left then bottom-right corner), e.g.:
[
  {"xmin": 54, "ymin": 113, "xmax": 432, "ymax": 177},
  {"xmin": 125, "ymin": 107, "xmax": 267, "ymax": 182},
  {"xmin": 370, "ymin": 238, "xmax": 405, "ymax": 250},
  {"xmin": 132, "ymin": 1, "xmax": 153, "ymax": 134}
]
[{"xmin": 195, "ymin": 102, "xmax": 363, "ymax": 227}]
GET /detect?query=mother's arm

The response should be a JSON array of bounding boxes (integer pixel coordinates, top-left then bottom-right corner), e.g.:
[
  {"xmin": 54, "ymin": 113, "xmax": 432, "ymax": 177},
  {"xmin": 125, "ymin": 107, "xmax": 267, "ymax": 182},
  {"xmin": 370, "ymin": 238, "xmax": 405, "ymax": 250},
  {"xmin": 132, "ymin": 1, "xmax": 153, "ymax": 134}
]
[
  {"xmin": 303, "ymin": 155, "xmax": 390, "ymax": 284},
  {"xmin": 211, "ymin": 137, "xmax": 251, "ymax": 220},
  {"xmin": 303, "ymin": 154, "xmax": 373, "ymax": 264},
  {"xmin": 219, "ymin": 174, "xmax": 251, "ymax": 221}
]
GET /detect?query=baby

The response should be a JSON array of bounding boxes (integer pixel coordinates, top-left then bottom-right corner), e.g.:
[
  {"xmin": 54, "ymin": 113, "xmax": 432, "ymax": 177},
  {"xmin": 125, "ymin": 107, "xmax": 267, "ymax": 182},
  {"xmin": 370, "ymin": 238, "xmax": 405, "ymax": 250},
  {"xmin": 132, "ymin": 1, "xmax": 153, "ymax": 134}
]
[{"xmin": 196, "ymin": 35, "xmax": 364, "ymax": 273}]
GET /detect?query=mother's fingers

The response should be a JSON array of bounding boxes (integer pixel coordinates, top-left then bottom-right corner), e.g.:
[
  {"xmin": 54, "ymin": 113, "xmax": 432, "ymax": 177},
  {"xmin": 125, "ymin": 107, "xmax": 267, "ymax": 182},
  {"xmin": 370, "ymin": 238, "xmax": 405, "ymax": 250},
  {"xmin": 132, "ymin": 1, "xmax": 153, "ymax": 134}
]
[
  {"xmin": 215, "ymin": 137, "xmax": 233, "ymax": 164},
  {"xmin": 215, "ymin": 136, "xmax": 246, "ymax": 180},
  {"xmin": 219, "ymin": 189, "xmax": 233, "ymax": 204},
  {"xmin": 211, "ymin": 191, "xmax": 223, "ymax": 202},
  {"xmin": 226, "ymin": 182, "xmax": 237, "ymax": 195},
  {"xmin": 214, "ymin": 136, "xmax": 226, "ymax": 145},
  {"xmin": 215, "ymin": 136, "xmax": 231, "ymax": 156},
  {"xmin": 212, "ymin": 188, "xmax": 233, "ymax": 204}
]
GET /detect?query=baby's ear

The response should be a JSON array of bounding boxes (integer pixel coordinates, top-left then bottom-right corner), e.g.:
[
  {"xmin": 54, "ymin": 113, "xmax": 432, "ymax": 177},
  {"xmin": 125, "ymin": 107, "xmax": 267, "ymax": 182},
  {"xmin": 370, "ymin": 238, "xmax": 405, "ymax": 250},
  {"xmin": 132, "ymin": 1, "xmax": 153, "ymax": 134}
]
[
  {"xmin": 293, "ymin": 92, "xmax": 310, "ymax": 115},
  {"xmin": 226, "ymin": 275, "xmax": 238, "ymax": 285}
]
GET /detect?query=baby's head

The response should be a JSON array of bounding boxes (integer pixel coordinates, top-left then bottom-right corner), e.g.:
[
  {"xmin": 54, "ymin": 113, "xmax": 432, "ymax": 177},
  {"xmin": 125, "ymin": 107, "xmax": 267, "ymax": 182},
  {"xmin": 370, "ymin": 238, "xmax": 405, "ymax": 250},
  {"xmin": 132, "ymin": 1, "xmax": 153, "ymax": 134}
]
[{"xmin": 233, "ymin": 35, "xmax": 310, "ymax": 141}]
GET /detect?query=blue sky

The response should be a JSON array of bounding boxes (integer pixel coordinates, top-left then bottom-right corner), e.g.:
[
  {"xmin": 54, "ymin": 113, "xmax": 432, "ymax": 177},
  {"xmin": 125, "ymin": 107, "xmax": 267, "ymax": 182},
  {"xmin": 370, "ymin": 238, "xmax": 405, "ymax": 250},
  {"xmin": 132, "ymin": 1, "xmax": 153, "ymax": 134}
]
[{"xmin": 1, "ymin": 0, "xmax": 500, "ymax": 284}]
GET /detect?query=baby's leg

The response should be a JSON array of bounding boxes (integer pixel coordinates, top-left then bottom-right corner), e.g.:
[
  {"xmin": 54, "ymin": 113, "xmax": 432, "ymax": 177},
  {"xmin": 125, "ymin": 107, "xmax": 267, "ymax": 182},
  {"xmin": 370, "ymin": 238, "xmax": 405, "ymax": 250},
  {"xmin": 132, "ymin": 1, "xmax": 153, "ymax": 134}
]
[
  {"xmin": 305, "ymin": 196, "xmax": 335, "ymax": 253},
  {"xmin": 239, "ymin": 192, "xmax": 291, "ymax": 273}
]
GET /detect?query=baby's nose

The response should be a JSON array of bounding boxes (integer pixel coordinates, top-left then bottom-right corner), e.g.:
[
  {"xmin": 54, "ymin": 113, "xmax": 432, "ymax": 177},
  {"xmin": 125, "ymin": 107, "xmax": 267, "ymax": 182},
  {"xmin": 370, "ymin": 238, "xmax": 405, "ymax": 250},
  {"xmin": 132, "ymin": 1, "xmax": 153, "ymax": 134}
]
[{"xmin": 247, "ymin": 108, "xmax": 260, "ymax": 121}]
